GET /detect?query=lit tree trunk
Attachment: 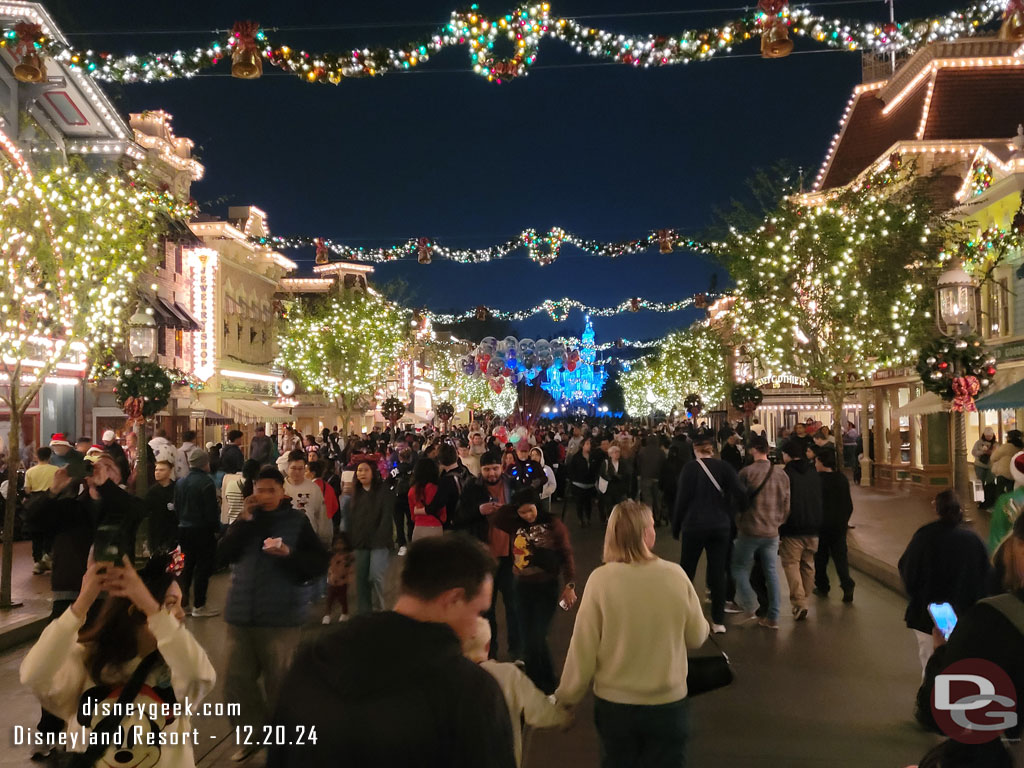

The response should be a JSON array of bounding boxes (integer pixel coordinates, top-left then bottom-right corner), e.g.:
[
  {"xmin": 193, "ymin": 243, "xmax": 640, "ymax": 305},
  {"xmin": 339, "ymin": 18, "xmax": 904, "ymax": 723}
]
[
  {"xmin": 828, "ymin": 389, "xmax": 847, "ymax": 472},
  {"xmin": 1, "ymin": 376, "xmax": 22, "ymax": 609}
]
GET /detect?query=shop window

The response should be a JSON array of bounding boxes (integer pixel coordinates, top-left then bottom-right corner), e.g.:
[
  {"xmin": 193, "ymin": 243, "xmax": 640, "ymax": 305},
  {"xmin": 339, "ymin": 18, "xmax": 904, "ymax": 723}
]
[
  {"xmin": 986, "ymin": 279, "xmax": 1011, "ymax": 339},
  {"xmin": 897, "ymin": 387, "xmax": 910, "ymax": 465},
  {"xmin": 174, "ymin": 329, "xmax": 183, "ymax": 359},
  {"xmin": 157, "ymin": 327, "xmax": 167, "ymax": 356},
  {"xmin": 174, "ymin": 245, "xmax": 183, "ymax": 275}
]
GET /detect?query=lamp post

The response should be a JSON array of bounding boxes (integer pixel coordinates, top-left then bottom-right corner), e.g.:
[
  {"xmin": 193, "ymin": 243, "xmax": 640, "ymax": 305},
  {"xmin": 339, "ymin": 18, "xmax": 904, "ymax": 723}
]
[
  {"xmin": 936, "ymin": 262, "xmax": 978, "ymax": 509},
  {"xmin": 128, "ymin": 307, "xmax": 157, "ymax": 496}
]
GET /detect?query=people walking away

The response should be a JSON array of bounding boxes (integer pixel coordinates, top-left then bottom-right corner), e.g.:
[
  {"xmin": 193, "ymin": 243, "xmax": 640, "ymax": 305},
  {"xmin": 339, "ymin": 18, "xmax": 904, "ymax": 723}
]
[
  {"xmin": 721, "ymin": 431, "xmax": 743, "ymax": 472},
  {"xmin": 972, "ymin": 426, "xmax": 997, "ymax": 483},
  {"xmin": 390, "ymin": 448, "xmax": 415, "ymax": 555},
  {"xmin": 284, "ymin": 450, "xmax": 333, "ymax": 549},
  {"xmin": 842, "ymin": 421, "xmax": 860, "ymax": 481},
  {"xmin": 20, "ymin": 553, "xmax": 216, "ymax": 768},
  {"xmin": 221, "ymin": 459, "xmax": 248, "ymax": 527},
  {"xmin": 410, "ymin": 457, "xmax": 443, "ymax": 540},
  {"xmin": 175, "ymin": 448, "xmax": 220, "ymax": 618},
  {"xmin": 24, "ymin": 446, "xmax": 58, "ymax": 574},
  {"xmin": 348, "ymin": 459, "xmax": 395, "ymax": 613},
  {"xmin": 220, "ymin": 429, "xmax": 245, "ymax": 475},
  {"xmin": 556, "ymin": 500, "xmax": 710, "ymax": 768},
  {"xmin": 672, "ymin": 434, "xmax": 744, "ymax": 634},
  {"xmin": 268, "ymin": 536, "xmax": 515, "ymax": 768},
  {"xmin": 659, "ymin": 443, "xmax": 685, "ymax": 527},
  {"xmin": 494, "ymin": 488, "xmax": 577, "ymax": 694},
  {"xmin": 457, "ymin": 451, "xmax": 523, "ymax": 662},
  {"xmin": 568, "ymin": 437, "xmax": 601, "ymax": 527},
  {"xmin": 734, "ymin": 436, "xmax": 790, "ymax": 629},
  {"xmin": 813, "ymin": 448, "xmax": 855, "ymax": 603},
  {"xmin": 636, "ymin": 435, "xmax": 667, "ymax": 525},
  {"xmin": 779, "ymin": 441, "xmax": 823, "ymax": 622},
  {"xmin": 898, "ymin": 489, "xmax": 991, "ymax": 673},
  {"xmin": 145, "ymin": 459, "xmax": 179, "ymax": 556},
  {"xmin": 219, "ymin": 466, "xmax": 329, "ymax": 763},
  {"xmin": 249, "ymin": 425, "xmax": 276, "ymax": 467},
  {"xmin": 464, "ymin": 616, "xmax": 569, "ymax": 767},
  {"xmin": 323, "ymin": 533, "xmax": 354, "ymax": 624},
  {"xmin": 175, "ymin": 430, "xmax": 200, "ymax": 480}
]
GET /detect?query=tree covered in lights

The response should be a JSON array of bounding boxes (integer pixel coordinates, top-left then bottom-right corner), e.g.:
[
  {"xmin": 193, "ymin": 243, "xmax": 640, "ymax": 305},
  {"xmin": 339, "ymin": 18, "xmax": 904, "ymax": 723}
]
[
  {"xmin": 463, "ymin": 372, "xmax": 518, "ymax": 420},
  {"xmin": 0, "ymin": 162, "xmax": 169, "ymax": 608},
  {"xmin": 276, "ymin": 289, "xmax": 409, "ymax": 429},
  {"xmin": 718, "ymin": 164, "xmax": 947, "ymax": 458}
]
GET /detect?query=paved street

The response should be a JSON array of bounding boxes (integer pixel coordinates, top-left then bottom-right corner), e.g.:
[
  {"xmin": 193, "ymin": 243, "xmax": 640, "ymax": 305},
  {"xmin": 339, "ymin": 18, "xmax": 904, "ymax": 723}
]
[{"xmin": 0, "ymin": 500, "xmax": 941, "ymax": 768}]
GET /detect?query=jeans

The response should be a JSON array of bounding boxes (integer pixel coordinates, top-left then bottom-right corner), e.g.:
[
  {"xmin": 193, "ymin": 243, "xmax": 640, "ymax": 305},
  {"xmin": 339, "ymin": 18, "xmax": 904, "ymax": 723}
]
[
  {"xmin": 518, "ymin": 579, "xmax": 560, "ymax": 694},
  {"xmin": 594, "ymin": 696, "xmax": 690, "ymax": 768},
  {"xmin": 731, "ymin": 535, "xmax": 781, "ymax": 621},
  {"xmin": 639, "ymin": 478, "xmax": 663, "ymax": 521},
  {"xmin": 487, "ymin": 556, "xmax": 523, "ymax": 660},
  {"xmin": 355, "ymin": 547, "xmax": 391, "ymax": 613},
  {"xmin": 779, "ymin": 535, "xmax": 818, "ymax": 611},
  {"xmin": 394, "ymin": 499, "xmax": 413, "ymax": 547},
  {"xmin": 224, "ymin": 624, "xmax": 302, "ymax": 731},
  {"xmin": 814, "ymin": 528, "xmax": 855, "ymax": 594},
  {"xmin": 680, "ymin": 528, "xmax": 730, "ymax": 624},
  {"xmin": 178, "ymin": 526, "xmax": 217, "ymax": 609},
  {"xmin": 574, "ymin": 485, "xmax": 597, "ymax": 525}
]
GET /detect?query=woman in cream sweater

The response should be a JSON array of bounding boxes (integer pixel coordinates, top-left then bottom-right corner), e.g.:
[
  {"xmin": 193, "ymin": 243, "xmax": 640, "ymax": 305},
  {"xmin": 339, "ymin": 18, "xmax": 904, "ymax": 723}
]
[{"xmin": 555, "ymin": 500, "xmax": 710, "ymax": 767}]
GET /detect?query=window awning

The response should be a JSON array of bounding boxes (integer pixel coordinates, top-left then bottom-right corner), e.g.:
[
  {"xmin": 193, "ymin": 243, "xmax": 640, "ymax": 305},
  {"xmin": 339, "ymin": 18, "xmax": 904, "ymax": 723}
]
[
  {"xmin": 222, "ymin": 398, "xmax": 291, "ymax": 424},
  {"xmin": 975, "ymin": 378, "xmax": 1024, "ymax": 412},
  {"xmin": 143, "ymin": 293, "xmax": 178, "ymax": 328},
  {"xmin": 172, "ymin": 301, "xmax": 202, "ymax": 332},
  {"xmin": 190, "ymin": 408, "xmax": 233, "ymax": 426},
  {"xmin": 894, "ymin": 392, "xmax": 949, "ymax": 417}
]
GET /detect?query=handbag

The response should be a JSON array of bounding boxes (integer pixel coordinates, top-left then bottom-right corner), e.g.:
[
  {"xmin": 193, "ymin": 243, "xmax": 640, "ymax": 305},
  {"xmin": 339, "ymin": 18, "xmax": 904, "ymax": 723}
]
[{"xmin": 687, "ymin": 634, "xmax": 733, "ymax": 697}]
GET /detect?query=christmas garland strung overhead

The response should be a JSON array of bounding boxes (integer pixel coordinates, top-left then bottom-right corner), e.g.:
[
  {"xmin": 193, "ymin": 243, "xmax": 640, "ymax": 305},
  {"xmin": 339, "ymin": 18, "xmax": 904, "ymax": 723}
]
[
  {"xmin": 279, "ymin": 227, "xmax": 715, "ymax": 267},
  {"xmin": 916, "ymin": 335, "xmax": 997, "ymax": 412},
  {"xmin": 424, "ymin": 294, "xmax": 714, "ymax": 324},
  {"xmin": 4, "ymin": 1, "xmax": 1016, "ymax": 86},
  {"xmin": 114, "ymin": 362, "xmax": 173, "ymax": 423}
]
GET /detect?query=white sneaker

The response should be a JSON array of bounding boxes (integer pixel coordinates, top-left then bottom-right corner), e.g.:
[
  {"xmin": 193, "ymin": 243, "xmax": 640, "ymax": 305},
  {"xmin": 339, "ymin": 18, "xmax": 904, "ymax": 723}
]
[
  {"xmin": 397, "ymin": 546, "xmax": 408, "ymax": 557},
  {"xmin": 711, "ymin": 623, "xmax": 727, "ymax": 634},
  {"xmin": 321, "ymin": 615, "xmax": 331, "ymax": 625},
  {"xmin": 724, "ymin": 601, "xmax": 743, "ymax": 614},
  {"xmin": 339, "ymin": 614, "xmax": 349, "ymax": 622},
  {"xmin": 191, "ymin": 606, "xmax": 220, "ymax": 618}
]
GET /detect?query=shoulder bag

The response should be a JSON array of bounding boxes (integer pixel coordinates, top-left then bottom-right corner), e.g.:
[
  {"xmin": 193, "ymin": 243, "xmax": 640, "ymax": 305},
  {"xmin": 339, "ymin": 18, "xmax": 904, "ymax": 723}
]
[{"xmin": 687, "ymin": 633, "xmax": 733, "ymax": 697}]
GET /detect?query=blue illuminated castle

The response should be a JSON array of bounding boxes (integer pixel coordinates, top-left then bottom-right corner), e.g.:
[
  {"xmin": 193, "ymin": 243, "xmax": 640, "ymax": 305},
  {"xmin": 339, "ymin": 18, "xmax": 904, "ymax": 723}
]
[{"xmin": 542, "ymin": 316, "xmax": 608, "ymax": 407}]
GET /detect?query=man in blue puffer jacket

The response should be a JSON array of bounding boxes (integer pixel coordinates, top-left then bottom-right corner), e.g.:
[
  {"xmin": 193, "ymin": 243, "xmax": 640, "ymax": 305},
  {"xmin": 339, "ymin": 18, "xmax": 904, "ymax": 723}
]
[{"xmin": 218, "ymin": 466, "xmax": 330, "ymax": 763}]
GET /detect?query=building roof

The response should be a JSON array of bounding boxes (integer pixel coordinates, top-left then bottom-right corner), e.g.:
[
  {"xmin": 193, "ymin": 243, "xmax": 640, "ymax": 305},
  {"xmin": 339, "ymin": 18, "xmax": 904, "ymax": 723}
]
[{"xmin": 816, "ymin": 39, "xmax": 1024, "ymax": 191}]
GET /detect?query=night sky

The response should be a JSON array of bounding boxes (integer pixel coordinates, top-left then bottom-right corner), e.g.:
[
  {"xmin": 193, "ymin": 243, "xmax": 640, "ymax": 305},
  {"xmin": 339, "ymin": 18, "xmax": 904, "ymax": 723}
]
[{"xmin": 52, "ymin": 0, "xmax": 957, "ymax": 345}]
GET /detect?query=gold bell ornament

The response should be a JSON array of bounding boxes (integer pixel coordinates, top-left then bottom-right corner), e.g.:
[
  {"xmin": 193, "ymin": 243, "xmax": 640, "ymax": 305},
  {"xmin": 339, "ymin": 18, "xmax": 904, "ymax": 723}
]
[
  {"xmin": 1000, "ymin": 1, "xmax": 1024, "ymax": 43},
  {"xmin": 12, "ymin": 22, "xmax": 45, "ymax": 83},
  {"xmin": 761, "ymin": 22, "xmax": 793, "ymax": 59},
  {"xmin": 230, "ymin": 21, "xmax": 263, "ymax": 79}
]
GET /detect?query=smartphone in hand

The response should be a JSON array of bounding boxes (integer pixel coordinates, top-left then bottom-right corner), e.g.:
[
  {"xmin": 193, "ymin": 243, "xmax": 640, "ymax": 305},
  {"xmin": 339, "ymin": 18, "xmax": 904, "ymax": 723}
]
[{"xmin": 928, "ymin": 601, "xmax": 958, "ymax": 640}]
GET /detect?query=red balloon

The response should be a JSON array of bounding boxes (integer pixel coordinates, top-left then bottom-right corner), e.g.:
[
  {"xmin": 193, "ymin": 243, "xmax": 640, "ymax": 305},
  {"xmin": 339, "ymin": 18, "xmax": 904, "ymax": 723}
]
[
  {"xmin": 566, "ymin": 359, "xmax": 577, "ymax": 372},
  {"xmin": 477, "ymin": 353, "xmax": 491, "ymax": 372},
  {"xmin": 503, "ymin": 367, "xmax": 514, "ymax": 378},
  {"xmin": 491, "ymin": 377, "xmax": 504, "ymax": 394}
]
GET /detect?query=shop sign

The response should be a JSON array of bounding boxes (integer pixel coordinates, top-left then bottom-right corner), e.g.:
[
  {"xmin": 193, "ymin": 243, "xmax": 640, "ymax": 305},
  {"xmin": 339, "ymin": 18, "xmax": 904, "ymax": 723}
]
[
  {"xmin": 992, "ymin": 342, "xmax": 1024, "ymax": 362},
  {"xmin": 754, "ymin": 374, "xmax": 809, "ymax": 389},
  {"xmin": 873, "ymin": 367, "xmax": 914, "ymax": 381},
  {"xmin": 221, "ymin": 378, "xmax": 276, "ymax": 397}
]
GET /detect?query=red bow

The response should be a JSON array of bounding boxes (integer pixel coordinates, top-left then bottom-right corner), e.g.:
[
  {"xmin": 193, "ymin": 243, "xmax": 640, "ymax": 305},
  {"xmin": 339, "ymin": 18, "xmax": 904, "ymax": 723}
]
[
  {"xmin": 12, "ymin": 22, "xmax": 42, "ymax": 58},
  {"xmin": 231, "ymin": 21, "xmax": 261, "ymax": 54},
  {"xmin": 951, "ymin": 375, "xmax": 981, "ymax": 413},
  {"xmin": 758, "ymin": 0, "xmax": 789, "ymax": 16},
  {"xmin": 1007, "ymin": 0, "xmax": 1024, "ymax": 18}
]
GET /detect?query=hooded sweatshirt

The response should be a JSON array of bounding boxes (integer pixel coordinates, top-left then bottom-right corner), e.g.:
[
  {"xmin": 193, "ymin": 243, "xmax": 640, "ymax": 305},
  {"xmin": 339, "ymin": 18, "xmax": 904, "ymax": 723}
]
[
  {"xmin": 267, "ymin": 612, "xmax": 515, "ymax": 768},
  {"xmin": 779, "ymin": 458, "xmax": 823, "ymax": 537}
]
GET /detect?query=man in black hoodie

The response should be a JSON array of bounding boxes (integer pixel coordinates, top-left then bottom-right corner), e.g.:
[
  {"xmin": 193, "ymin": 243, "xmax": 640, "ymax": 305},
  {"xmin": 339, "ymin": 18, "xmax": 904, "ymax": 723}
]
[
  {"xmin": 813, "ymin": 448, "xmax": 855, "ymax": 603},
  {"xmin": 269, "ymin": 535, "xmax": 515, "ymax": 768},
  {"xmin": 779, "ymin": 441, "xmax": 823, "ymax": 621}
]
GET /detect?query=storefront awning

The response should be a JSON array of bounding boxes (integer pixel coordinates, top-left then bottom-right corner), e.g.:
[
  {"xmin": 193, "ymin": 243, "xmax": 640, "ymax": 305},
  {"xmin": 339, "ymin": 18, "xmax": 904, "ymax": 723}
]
[
  {"xmin": 190, "ymin": 408, "xmax": 234, "ymax": 426},
  {"xmin": 895, "ymin": 391, "xmax": 949, "ymax": 417},
  {"xmin": 223, "ymin": 398, "xmax": 291, "ymax": 424},
  {"xmin": 975, "ymin": 378, "xmax": 1024, "ymax": 412}
]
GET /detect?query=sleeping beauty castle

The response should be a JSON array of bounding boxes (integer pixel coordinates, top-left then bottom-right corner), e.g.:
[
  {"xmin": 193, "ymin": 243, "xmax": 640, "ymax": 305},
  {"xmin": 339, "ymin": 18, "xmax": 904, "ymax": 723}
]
[{"xmin": 542, "ymin": 316, "xmax": 608, "ymax": 409}]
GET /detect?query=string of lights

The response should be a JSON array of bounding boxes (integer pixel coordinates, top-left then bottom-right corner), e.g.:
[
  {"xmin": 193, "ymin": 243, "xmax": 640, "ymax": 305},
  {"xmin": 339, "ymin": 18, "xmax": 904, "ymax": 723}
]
[
  {"xmin": 423, "ymin": 294, "xmax": 713, "ymax": 324},
  {"xmin": 1, "ymin": 1, "xmax": 1012, "ymax": 86}
]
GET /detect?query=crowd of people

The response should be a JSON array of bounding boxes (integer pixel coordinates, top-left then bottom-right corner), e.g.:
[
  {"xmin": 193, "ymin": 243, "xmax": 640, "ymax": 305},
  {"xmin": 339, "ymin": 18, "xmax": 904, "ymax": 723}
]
[{"xmin": 10, "ymin": 413, "xmax": 1024, "ymax": 766}]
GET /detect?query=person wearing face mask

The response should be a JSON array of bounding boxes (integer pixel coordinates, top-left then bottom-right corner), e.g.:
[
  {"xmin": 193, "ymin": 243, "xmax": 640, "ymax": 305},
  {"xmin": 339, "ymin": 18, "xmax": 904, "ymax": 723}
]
[
  {"xmin": 268, "ymin": 536, "xmax": 514, "ymax": 768},
  {"xmin": 217, "ymin": 466, "xmax": 330, "ymax": 763}
]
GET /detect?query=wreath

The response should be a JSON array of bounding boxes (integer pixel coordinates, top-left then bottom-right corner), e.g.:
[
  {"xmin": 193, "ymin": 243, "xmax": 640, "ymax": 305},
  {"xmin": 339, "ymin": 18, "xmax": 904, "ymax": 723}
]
[
  {"xmin": 731, "ymin": 382, "xmax": 764, "ymax": 414},
  {"xmin": 381, "ymin": 396, "xmax": 406, "ymax": 423},
  {"xmin": 683, "ymin": 393, "xmax": 704, "ymax": 417},
  {"xmin": 916, "ymin": 334, "xmax": 996, "ymax": 410},
  {"xmin": 114, "ymin": 362, "xmax": 172, "ymax": 422},
  {"xmin": 436, "ymin": 401, "xmax": 455, "ymax": 422}
]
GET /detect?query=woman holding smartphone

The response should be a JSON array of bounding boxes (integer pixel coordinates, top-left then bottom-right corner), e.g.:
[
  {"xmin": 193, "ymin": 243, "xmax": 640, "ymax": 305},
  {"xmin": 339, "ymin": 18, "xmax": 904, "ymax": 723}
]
[{"xmin": 898, "ymin": 490, "xmax": 991, "ymax": 673}]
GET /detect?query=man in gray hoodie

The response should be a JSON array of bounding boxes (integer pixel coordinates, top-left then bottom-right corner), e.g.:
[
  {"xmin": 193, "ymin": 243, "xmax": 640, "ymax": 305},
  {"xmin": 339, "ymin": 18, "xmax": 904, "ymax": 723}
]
[{"xmin": 734, "ymin": 436, "xmax": 790, "ymax": 629}]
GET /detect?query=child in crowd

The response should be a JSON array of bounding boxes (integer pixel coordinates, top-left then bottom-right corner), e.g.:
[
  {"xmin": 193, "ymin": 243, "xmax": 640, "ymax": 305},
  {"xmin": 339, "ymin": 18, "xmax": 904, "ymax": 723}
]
[
  {"xmin": 462, "ymin": 617, "xmax": 569, "ymax": 767},
  {"xmin": 323, "ymin": 533, "xmax": 353, "ymax": 624}
]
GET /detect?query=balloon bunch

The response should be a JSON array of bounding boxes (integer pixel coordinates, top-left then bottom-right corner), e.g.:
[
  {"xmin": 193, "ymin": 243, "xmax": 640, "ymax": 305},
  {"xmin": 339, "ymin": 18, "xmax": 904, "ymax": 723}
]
[{"xmin": 462, "ymin": 335, "xmax": 581, "ymax": 394}]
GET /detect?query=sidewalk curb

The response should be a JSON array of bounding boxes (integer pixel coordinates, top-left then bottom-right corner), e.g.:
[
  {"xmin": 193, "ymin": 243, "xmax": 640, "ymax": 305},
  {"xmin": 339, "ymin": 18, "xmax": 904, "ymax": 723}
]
[
  {"xmin": 848, "ymin": 542, "xmax": 906, "ymax": 597},
  {"xmin": 0, "ymin": 610, "xmax": 48, "ymax": 653}
]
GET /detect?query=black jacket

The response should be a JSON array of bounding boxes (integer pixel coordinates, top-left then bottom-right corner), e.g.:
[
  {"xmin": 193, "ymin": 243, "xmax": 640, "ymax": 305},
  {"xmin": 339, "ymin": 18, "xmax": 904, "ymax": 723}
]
[
  {"xmin": 898, "ymin": 520, "xmax": 991, "ymax": 633},
  {"xmin": 721, "ymin": 443, "xmax": 743, "ymax": 473},
  {"xmin": 28, "ymin": 487, "xmax": 94, "ymax": 596},
  {"xmin": 144, "ymin": 480, "xmax": 178, "ymax": 554},
  {"xmin": 268, "ymin": 611, "xmax": 515, "ymax": 768},
  {"xmin": 456, "ymin": 475, "xmax": 516, "ymax": 544},
  {"xmin": 672, "ymin": 457, "xmax": 743, "ymax": 536},
  {"xmin": 174, "ymin": 468, "xmax": 219, "ymax": 530},
  {"xmin": 779, "ymin": 459, "xmax": 822, "ymax": 537},
  {"xmin": 818, "ymin": 471, "xmax": 853, "ymax": 534}
]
